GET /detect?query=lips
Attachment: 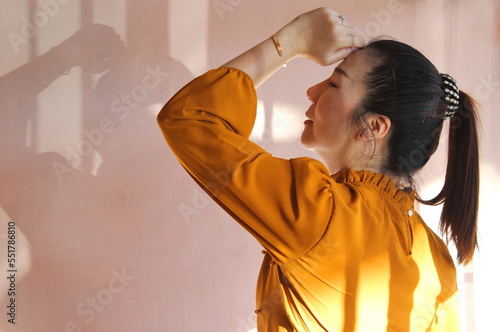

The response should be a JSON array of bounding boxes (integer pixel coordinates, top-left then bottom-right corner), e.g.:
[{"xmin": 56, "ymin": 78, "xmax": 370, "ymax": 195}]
[
  {"xmin": 304, "ymin": 112, "xmax": 313, "ymax": 125},
  {"xmin": 305, "ymin": 108, "xmax": 314, "ymax": 124}
]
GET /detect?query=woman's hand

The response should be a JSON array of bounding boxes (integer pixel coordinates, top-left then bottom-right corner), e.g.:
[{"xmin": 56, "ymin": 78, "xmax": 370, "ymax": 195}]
[
  {"xmin": 221, "ymin": 7, "xmax": 364, "ymax": 87},
  {"xmin": 278, "ymin": 7, "xmax": 365, "ymax": 65}
]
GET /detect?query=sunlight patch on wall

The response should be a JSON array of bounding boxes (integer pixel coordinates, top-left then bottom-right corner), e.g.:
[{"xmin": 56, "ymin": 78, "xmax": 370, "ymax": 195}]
[
  {"xmin": 35, "ymin": 67, "xmax": 83, "ymax": 155},
  {"xmin": 270, "ymin": 101, "xmax": 302, "ymax": 143},
  {"xmin": 1, "ymin": 2, "xmax": 29, "ymax": 74},
  {"xmin": 168, "ymin": 1, "xmax": 209, "ymax": 74},
  {"xmin": 250, "ymin": 100, "xmax": 302, "ymax": 144},
  {"xmin": 249, "ymin": 99, "xmax": 265, "ymax": 141},
  {"xmin": 93, "ymin": 1, "xmax": 127, "ymax": 44},
  {"xmin": 36, "ymin": 0, "xmax": 81, "ymax": 55},
  {"xmin": 33, "ymin": 1, "xmax": 83, "ymax": 157},
  {"xmin": 471, "ymin": 164, "xmax": 499, "ymax": 332},
  {"xmin": 148, "ymin": 103, "xmax": 164, "ymax": 117}
]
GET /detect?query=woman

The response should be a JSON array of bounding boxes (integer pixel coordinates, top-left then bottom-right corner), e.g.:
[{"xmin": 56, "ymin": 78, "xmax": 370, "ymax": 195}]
[{"xmin": 158, "ymin": 8, "xmax": 479, "ymax": 331}]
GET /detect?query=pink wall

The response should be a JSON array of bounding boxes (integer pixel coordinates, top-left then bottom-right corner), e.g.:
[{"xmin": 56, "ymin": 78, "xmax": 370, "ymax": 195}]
[{"xmin": 0, "ymin": 1, "xmax": 498, "ymax": 331}]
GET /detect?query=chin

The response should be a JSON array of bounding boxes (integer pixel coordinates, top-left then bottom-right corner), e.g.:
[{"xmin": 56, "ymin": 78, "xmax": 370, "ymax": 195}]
[
  {"xmin": 300, "ymin": 139, "xmax": 317, "ymax": 152},
  {"xmin": 301, "ymin": 124, "xmax": 321, "ymax": 149},
  {"xmin": 300, "ymin": 132, "xmax": 313, "ymax": 150}
]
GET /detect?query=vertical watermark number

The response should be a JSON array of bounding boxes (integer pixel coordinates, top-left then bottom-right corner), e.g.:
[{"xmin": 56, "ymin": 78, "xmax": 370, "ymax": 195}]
[{"xmin": 6, "ymin": 221, "xmax": 17, "ymax": 324}]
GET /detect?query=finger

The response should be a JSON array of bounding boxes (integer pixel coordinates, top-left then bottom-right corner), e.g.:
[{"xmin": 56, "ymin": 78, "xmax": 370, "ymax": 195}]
[
  {"xmin": 337, "ymin": 25, "xmax": 364, "ymax": 47},
  {"xmin": 326, "ymin": 47, "xmax": 354, "ymax": 65},
  {"xmin": 339, "ymin": 33, "xmax": 364, "ymax": 49},
  {"xmin": 352, "ymin": 34, "xmax": 365, "ymax": 48}
]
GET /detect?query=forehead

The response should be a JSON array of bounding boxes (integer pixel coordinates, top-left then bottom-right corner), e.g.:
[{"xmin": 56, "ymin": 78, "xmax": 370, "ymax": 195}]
[{"xmin": 334, "ymin": 49, "xmax": 371, "ymax": 82}]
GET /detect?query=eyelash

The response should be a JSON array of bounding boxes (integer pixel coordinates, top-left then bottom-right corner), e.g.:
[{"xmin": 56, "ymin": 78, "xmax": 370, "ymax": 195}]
[{"xmin": 329, "ymin": 82, "xmax": 337, "ymax": 88}]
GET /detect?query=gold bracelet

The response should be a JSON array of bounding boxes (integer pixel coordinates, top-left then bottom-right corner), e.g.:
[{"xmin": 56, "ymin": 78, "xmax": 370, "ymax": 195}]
[{"xmin": 271, "ymin": 34, "xmax": 283, "ymax": 57}]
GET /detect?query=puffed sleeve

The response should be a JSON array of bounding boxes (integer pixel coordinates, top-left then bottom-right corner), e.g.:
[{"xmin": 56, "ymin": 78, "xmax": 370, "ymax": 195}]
[{"xmin": 157, "ymin": 67, "xmax": 334, "ymax": 263}]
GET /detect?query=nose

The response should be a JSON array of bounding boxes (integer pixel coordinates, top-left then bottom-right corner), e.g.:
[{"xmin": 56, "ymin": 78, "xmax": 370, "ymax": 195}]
[{"xmin": 306, "ymin": 81, "xmax": 325, "ymax": 105}]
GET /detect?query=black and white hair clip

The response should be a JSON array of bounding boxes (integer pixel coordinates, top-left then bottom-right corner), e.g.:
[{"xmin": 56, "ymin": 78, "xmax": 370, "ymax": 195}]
[{"xmin": 441, "ymin": 73, "xmax": 460, "ymax": 118}]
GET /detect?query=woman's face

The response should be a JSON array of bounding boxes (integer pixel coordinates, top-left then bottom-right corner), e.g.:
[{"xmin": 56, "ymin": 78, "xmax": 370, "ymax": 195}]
[{"xmin": 301, "ymin": 50, "xmax": 371, "ymax": 171}]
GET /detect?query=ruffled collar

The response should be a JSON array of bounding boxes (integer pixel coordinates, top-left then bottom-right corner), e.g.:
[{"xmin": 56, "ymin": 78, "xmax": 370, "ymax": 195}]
[{"xmin": 331, "ymin": 169, "xmax": 416, "ymax": 210}]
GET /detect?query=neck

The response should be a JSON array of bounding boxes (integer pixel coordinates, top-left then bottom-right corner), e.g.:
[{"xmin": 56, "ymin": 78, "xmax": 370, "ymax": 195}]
[{"xmin": 324, "ymin": 154, "xmax": 406, "ymax": 189}]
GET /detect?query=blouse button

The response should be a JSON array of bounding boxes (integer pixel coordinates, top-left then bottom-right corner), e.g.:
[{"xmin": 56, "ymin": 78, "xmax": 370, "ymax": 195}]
[
  {"xmin": 261, "ymin": 250, "xmax": 267, "ymax": 255},
  {"xmin": 269, "ymin": 261, "xmax": 276, "ymax": 267},
  {"xmin": 255, "ymin": 309, "xmax": 260, "ymax": 314},
  {"xmin": 408, "ymin": 210, "xmax": 413, "ymax": 217}
]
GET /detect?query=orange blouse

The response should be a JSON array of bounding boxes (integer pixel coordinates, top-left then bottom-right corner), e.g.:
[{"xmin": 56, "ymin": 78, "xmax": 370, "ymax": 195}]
[{"xmin": 157, "ymin": 67, "xmax": 459, "ymax": 331}]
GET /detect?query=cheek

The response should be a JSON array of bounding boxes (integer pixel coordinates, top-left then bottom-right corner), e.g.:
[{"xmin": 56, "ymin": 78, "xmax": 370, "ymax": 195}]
[
  {"xmin": 318, "ymin": 107, "xmax": 347, "ymax": 131},
  {"xmin": 315, "ymin": 93, "xmax": 356, "ymax": 140},
  {"xmin": 323, "ymin": 114, "xmax": 356, "ymax": 148}
]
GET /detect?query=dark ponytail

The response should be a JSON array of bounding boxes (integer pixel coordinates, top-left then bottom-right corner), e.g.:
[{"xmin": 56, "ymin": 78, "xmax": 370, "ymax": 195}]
[
  {"xmin": 420, "ymin": 92, "xmax": 480, "ymax": 264},
  {"xmin": 355, "ymin": 40, "xmax": 480, "ymax": 264}
]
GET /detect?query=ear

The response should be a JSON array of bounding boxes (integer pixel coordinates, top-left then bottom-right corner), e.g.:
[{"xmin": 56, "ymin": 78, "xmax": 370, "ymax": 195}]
[{"xmin": 357, "ymin": 114, "xmax": 391, "ymax": 141}]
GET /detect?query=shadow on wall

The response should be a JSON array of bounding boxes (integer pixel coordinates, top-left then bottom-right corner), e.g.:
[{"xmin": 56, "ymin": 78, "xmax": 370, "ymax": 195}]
[{"xmin": 0, "ymin": 3, "xmax": 194, "ymax": 330}]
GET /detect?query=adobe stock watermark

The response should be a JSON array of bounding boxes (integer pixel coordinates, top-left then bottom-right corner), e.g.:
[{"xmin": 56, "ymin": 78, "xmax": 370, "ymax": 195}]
[
  {"xmin": 51, "ymin": 64, "xmax": 169, "ymax": 182},
  {"xmin": 360, "ymin": 0, "xmax": 404, "ymax": 37},
  {"xmin": 64, "ymin": 268, "xmax": 135, "ymax": 332},
  {"xmin": 236, "ymin": 287, "xmax": 283, "ymax": 332},
  {"xmin": 177, "ymin": 156, "xmax": 240, "ymax": 224},
  {"xmin": 474, "ymin": 74, "xmax": 500, "ymax": 102},
  {"xmin": 212, "ymin": 0, "xmax": 245, "ymax": 22},
  {"xmin": 7, "ymin": 0, "xmax": 73, "ymax": 54}
]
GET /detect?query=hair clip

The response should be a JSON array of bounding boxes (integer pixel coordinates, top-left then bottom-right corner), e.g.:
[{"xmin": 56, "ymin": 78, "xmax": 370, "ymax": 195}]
[{"xmin": 440, "ymin": 73, "xmax": 460, "ymax": 119}]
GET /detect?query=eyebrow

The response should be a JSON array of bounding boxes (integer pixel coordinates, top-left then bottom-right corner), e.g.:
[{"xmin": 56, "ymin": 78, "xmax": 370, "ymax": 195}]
[{"xmin": 334, "ymin": 67, "xmax": 349, "ymax": 79}]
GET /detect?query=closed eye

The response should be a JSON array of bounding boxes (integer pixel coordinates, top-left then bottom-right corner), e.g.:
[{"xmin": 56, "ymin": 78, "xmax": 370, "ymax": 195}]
[{"xmin": 329, "ymin": 82, "xmax": 337, "ymax": 88}]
